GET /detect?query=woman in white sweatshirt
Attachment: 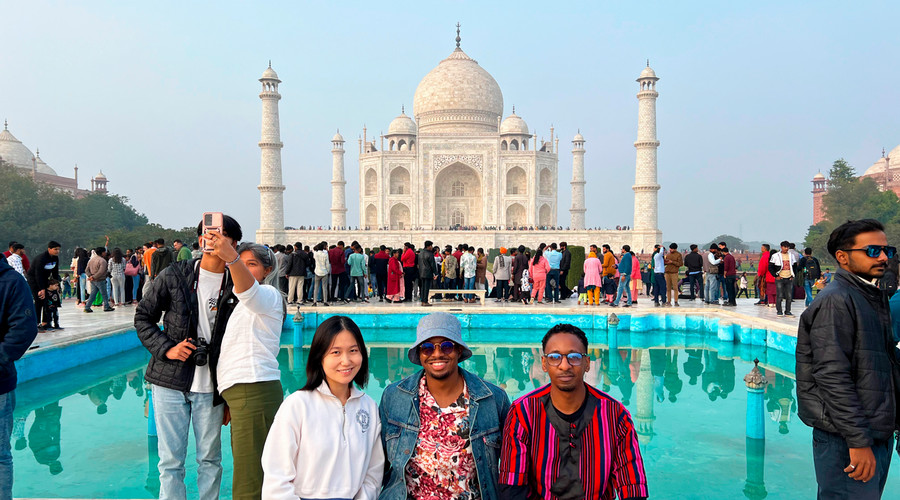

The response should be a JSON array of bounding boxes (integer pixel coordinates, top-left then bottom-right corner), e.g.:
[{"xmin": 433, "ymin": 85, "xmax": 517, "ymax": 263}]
[{"xmin": 261, "ymin": 315, "xmax": 384, "ymax": 500}]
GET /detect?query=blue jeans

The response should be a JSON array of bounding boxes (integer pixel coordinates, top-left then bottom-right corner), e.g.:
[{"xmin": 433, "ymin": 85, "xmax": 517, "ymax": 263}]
[
  {"xmin": 653, "ymin": 273, "xmax": 666, "ymax": 304},
  {"xmin": 464, "ymin": 276, "xmax": 476, "ymax": 299},
  {"xmin": 804, "ymin": 279, "xmax": 815, "ymax": 306},
  {"xmin": 613, "ymin": 274, "xmax": 632, "ymax": 306},
  {"xmin": 813, "ymin": 427, "xmax": 892, "ymax": 499},
  {"xmin": 85, "ymin": 279, "xmax": 111, "ymax": 310},
  {"xmin": 546, "ymin": 269, "xmax": 560, "ymax": 301},
  {"xmin": 131, "ymin": 274, "xmax": 141, "ymax": 301},
  {"xmin": 79, "ymin": 272, "xmax": 88, "ymax": 301},
  {"xmin": 705, "ymin": 274, "xmax": 720, "ymax": 303},
  {"xmin": 0, "ymin": 391, "xmax": 14, "ymax": 500},
  {"xmin": 152, "ymin": 385, "xmax": 224, "ymax": 500}
]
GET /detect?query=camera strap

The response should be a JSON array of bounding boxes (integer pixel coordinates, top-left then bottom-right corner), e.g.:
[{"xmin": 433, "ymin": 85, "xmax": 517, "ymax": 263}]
[{"xmin": 191, "ymin": 260, "xmax": 229, "ymax": 341}]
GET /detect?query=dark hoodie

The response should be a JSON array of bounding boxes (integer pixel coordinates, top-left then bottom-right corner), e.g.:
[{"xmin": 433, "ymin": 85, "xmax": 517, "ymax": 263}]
[
  {"xmin": 150, "ymin": 246, "xmax": 174, "ymax": 279},
  {"xmin": 0, "ymin": 258, "xmax": 39, "ymax": 394}
]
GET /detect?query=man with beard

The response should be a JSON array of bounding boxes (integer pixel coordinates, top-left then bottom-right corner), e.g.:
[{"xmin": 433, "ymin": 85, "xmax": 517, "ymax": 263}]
[
  {"xmin": 499, "ymin": 324, "xmax": 648, "ymax": 500},
  {"xmin": 797, "ymin": 219, "xmax": 900, "ymax": 498},
  {"xmin": 379, "ymin": 312, "xmax": 510, "ymax": 499}
]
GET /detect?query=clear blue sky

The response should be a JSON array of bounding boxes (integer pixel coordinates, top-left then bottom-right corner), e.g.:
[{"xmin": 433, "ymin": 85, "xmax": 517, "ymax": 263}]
[{"xmin": 2, "ymin": 1, "xmax": 897, "ymax": 244}]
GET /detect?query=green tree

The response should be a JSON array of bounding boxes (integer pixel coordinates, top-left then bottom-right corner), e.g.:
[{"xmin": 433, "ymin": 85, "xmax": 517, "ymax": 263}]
[
  {"xmin": 828, "ymin": 158, "xmax": 856, "ymax": 187},
  {"xmin": 704, "ymin": 234, "xmax": 749, "ymax": 251}
]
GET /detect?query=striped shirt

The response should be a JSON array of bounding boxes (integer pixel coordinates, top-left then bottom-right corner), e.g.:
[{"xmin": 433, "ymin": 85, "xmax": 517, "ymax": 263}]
[{"xmin": 499, "ymin": 383, "xmax": 648, "ymax": 500}]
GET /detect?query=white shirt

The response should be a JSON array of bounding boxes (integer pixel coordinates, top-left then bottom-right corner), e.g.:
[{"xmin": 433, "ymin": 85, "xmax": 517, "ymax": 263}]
[
  {"xmin": 653, "ymin": 252, "xmax": 665, "ymax": 274},
  {"xmin": 261, "ymin": 382, "xmax": 384, "ymax": 500},
  {"xmin": 217, "ymin": 280, "xmax": 283, "ymax": 394},
  {"xmin": 460, "ymin": 252, "xmax": 477, "ymax": 278},
  {"xmin": 314, "ymin": 250, "xmax": 331, "ymax": 277},
  {"xmin": 189, "ymin": 268, "xmax": 222, "ymax": 393}
]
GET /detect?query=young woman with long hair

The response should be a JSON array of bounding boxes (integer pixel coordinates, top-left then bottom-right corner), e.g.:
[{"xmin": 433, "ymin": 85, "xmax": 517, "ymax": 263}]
[{"xmin": 261, "ymin": 315, "xmax": 383, "ymax": 499}]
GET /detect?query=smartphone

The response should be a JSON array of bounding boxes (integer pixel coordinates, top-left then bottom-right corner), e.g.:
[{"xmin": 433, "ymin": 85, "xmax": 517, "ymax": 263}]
[{"xmin": 201, "ymin": 212, "xmax": 224, "ymax": 252}]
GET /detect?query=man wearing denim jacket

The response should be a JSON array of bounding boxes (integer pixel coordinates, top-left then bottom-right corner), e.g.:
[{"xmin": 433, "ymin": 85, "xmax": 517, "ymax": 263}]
[{"xmin": 379, "ymin": 312, "xmax": 511, "ymax": 500}]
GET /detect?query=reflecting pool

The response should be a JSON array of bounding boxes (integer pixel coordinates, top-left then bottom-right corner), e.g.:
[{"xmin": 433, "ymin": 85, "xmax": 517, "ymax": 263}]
[{"xmin": 12, "ymin": 328, "xmax": 900, "ymax": 498}]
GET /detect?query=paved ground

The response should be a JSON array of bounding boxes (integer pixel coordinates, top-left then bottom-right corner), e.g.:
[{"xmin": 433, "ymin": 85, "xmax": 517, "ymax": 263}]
[{"xmin": 37, "ymin": 292, "xmax": 803, "ymax": 354}]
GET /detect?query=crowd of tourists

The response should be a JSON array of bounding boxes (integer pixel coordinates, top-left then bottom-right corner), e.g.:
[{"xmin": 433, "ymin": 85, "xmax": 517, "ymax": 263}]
[{"xmin": 4, "ymin": 217, "xmax": 900, "ymax": 499}]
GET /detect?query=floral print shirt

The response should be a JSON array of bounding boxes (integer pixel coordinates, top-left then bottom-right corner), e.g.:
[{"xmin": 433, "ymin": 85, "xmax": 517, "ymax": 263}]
[{"xmin": 405, "ymin": 376, "xmax": 480, "ymax": 499}]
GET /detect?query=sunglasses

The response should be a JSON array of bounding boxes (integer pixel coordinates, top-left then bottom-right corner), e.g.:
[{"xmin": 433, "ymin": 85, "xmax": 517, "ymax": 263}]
[
  {"xmin": 543, "ymin": 352, "xmax": 589, "ymax": 367},
  {"xmin": 840, "ymin": 245, "xmax": 896, "ymax": 259},
  {"xmin": 420, "ymin": 340, "xmax": 456, "ymax": 357}
]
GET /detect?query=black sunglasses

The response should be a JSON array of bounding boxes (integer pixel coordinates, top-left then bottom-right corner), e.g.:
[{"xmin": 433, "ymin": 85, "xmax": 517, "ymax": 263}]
[
  {"xmin": 840, "ymin": 245, "xmax": 896, "ymax": 259},
  {"xmin": 543, "ymin": 352, "xmax": 589, "ymax": 367},
  {"xmin": 420, "ymin": 340, "xmax": 456, "ymax": 357}
]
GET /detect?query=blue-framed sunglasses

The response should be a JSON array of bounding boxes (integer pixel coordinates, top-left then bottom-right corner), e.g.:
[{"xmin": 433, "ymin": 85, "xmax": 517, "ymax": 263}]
[
  {"xmin": 840, "ymin": 245, "xmax": 896, "ymax": 259},
  {"xmin": 420, "ymin": 340, "xmax": 456, "ymax": 357},
  {"xmin": 543, "ymin": 352, "xmax": 589, "ymax": 367}
]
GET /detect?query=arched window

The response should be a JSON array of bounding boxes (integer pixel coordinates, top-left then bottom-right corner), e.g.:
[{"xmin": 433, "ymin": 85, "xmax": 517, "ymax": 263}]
[
  {"xmin": 501, "ymin": 140, "xmax": 508, "ymax": 151},
  {"xmin": 364, "ymin": 169, "xmax": 377, "ymax": 196},
  {"xmin": 451, "ymin": 210, "xmax": 465, "ymax": 226},
  {"xmin": 510, "ymin": 139, "xmax": 519, "ymax": 151},
  {"xmin": 398, "ymin": 139, "xmax": 407, "ymax": 151},
  {"xmin": 451, "ymin": 181, "xmax": 465, "ymax": 197}
]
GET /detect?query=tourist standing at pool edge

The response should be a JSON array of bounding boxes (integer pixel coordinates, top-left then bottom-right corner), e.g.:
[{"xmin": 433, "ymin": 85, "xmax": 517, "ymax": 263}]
[
  {"xmin": 135, "ymin": 215, "xmax": 243, "ymax": 500},
  {"xmin": 0, "ymin": 252, "xmax": 39, "ymax": 500},
  {"xmin": 796, "ymin": 219, "xmax": 900, "ymax": 498},
  {"xmin": 261, "ymin": 316, "xmax": 383, "ymax": 499},
  {"xmin": 206, "ymin": 238, "xmax": 286, "ymax": 500},
  {"xmin": 379, "ymin": 312, "xmax": 511, "ymax": 499},
  {"xmin": 498, "ymin": 324, "xmax": 648, "ymax": 499}
]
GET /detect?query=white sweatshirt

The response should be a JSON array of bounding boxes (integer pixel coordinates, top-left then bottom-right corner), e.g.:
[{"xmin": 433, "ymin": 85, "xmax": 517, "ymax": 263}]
[{"xmin": 261, "ymin": 382, "xmax": 384, "ymax": 500}]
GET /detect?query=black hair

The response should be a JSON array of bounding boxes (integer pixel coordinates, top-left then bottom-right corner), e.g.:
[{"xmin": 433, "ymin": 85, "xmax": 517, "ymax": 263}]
[
  {"xmin": 804, "ymin": 247, "xmax": 812, "ymax": 255},
  {"xmin": 721, "ymin": 246, "xmax": 729, "ymax": 253},
  {"xmin": 690, "ymin": 244, "xmax": 698, "ymax": 251},
  {"xmin": 827, "ymin": 219, "xmax": 886, "ymax": 258},
  {"xmin": 424, "ymin": 240, "xmax": 433, "ymax": 248},
  {"xmin": 195, "ymin": 214, "xmax": 243, "ymax": 242},
  {"xmin": 560, "ymin": 241, "xmax": 567, "ymax": 248},
  {"xmin": 337, "ymin": 240, "xmax": 345, "ymax": 246},
  {"xmin": 156, "ymin": 238, "xmax": 165, "ymax": 245},
  {"xmin": 48, "ymin": 241, "xmax": 61, "ymax": 249},
  {"xmin": 709, "ymin": 244, "xmax": 718, "ymax": 251},
  {"xmin": 173, "ymin": 239, "xmax": 183, "ymax": 245},
  {"xmin": 542, "ymin": 323, "xmax": 589, "ymax": 352},
  {"xmin": 622, "ymin": 244, "xmax": 631, "ymax": 253},
  {"xmin": 192, "ymin": 242, "xmax": 200, "ymax": 250},
  {"xmin": 602, "ymin": 244, "xmax": 611, "ymax": 251},
  {"xmin": 762, "ymin": 243, "xmax": 770, "ymax": 251},
  {"xmin": 779, "ymin": 240, "xmax": 790, "ymax": 248},
  {"xmin": 7, "ymin": 241, "xmax": 16, "ymax": 249},
  {"xmin": 532, "ymin": 248, "xmax": 543, "ymax": 265},
  {"xmin": 550, "ymin": 242, "xmax": 558, "ymax": 250},
  {"xmin": 11, "ymin": 243, "xmax": 24, "ymax": 251},
  {"xmin": 94, "ymin": 246, "xmax": 106, "ymax": 255},
  {"xmin": 302, "ymin": 316, "xmax": 369, "ymax": 391},
  {"xmin": 111, "ymin": 247, "xmax": 123, "ymax": 263},
  {"xmin": 518, "ymin": 245, "xmax": 526, "ymax": 253},
  {"xmin": 669, "ymin": 243, "xmax": 678, "ymax": 250}
]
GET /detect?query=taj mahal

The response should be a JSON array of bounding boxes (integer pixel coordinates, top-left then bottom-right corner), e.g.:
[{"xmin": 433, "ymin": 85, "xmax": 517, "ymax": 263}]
[{"xmin": 256, "ymin": 29, "xmax": 663, "ymax": 252}]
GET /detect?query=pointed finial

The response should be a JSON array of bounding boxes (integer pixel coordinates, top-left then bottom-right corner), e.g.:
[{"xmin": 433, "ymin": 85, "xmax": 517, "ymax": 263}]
[
  {"xmin": 578, "ymin": 128, "xmax": 580, "ymax": 133},
  {"xmin": 36, "ymin": 147, "xmax": 40, "ymax": 156},
  {"xmin": 2, "ymin": 119, "xmax": 6, "ymax": 130},
  {"xmin": 883, "ymin": 147, "xmax": 887, "ymax": 158},
  {"xmin": 456, "ymin": 22, "xmax": 461, "ymax": 48},
  {"xmin": 512, "ymin": 105, "xmax": 515, "ymax": 114},
  {"xmin": 401, "ymin": 105, "xmax": 405, "ymax": 114},
  {"xmin": 647, "ymin": 59, "xmax": 650, "ymax": 67},
  {"xmin": 268, "ymin": 60, "xmax": 272, "ymax": 68}
]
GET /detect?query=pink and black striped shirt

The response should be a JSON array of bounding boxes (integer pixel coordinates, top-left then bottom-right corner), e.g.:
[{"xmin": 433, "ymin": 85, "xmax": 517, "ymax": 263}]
[{"xmin": 499, "ymin": 383, "xmax": 648, "ymax": 499}]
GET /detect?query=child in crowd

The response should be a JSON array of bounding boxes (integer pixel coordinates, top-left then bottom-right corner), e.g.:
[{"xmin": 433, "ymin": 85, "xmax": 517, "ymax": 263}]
[
  {"xmin": 45, "ymin": 279, "xmax": 63, "ymax": 330},
  {"xmin": 62, "ymin": 273, "xmax": 72, "ymax": 299},
  {"xmin": 577, "ymin": 277, "xmax": 588, "ymax": 305},
  {"xmin": 261, "ymin": 316, "xmax": 383, "ymax": 499}
]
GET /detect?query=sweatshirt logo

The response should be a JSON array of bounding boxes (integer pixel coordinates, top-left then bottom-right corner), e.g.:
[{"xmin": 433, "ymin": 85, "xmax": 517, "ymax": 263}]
[{"xmin": 356, "ymin": 409, "xmax": 370, "ymax": 433}]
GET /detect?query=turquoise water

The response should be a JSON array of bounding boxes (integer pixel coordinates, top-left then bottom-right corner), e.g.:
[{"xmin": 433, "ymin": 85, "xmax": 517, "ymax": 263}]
[{"xmin": 12, "ymin": 327, "xmax": 900, "ymax": 499}]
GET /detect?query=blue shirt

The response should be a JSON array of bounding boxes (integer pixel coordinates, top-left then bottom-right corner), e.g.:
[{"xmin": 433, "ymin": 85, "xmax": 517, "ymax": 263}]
[
  {"xmin": 545, "ymin": 250, "xmax": 562, "ymax": 270},
  {"xmin": 618, "ymin": 253, "xmax": 632, "ymax": 276}
]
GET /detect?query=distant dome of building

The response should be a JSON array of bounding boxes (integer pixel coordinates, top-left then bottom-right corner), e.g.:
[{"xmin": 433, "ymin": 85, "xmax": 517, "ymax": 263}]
[
  {"xmin": 0, "ymin": 124, "xmax": 57, "ymax": 175},
  {"xmin": 94, "ymin": 170, "xmax": 107, "ymax": 180},
  {"xmin": 573, "ymin": 132, "xmax": 585, "ymax": 142},
  {"xmin": 639, "ymin": 64, "xmax": 658, "ymax": 79},
  {"xmin": 332, "ymin": 131, "xmax": 344, "ymax": 142},
  {"xmin": 387, "ymin": 110, "xmax": 416, "ymax": 136},
  {"xmin": 413, "ymin": 47, "xmax": 503, "ymax": 133},
  {"xmin": 864, "ymin": 157, "xmax": 889, "ymax": 177},
  {"xmin": 500, "ymin": 112, "xmax": 529, "ymax": 135},
  {"xmin": 889, "ymin": 144, "xmax": 900, "ymax": 165},
  {"xmin": 260, "ymin": 65, "xmax": 280, "ymax": 81},
  {"xmin": 813, "ymin": 172, "xmax": 825, "ymax": 180}
]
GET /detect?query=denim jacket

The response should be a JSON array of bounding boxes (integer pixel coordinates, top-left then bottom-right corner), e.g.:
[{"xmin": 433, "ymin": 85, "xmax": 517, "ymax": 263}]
[{"xmin": 379, "ymin": 368, "xmax": 511, "ymax": 500}]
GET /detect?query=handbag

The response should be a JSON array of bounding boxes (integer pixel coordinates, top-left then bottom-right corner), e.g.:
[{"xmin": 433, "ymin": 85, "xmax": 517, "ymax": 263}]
[{"xmin": 125, "ymin": 261, "xmax": 139, "ymax": 277}]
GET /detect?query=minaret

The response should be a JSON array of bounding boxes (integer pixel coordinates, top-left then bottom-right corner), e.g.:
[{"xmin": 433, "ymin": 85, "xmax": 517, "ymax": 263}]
[
  {"xmin": 811, "ymin": 172, "xmax": 826, "ymax": 224},
  {"xmin": 633, "ymin": 61, "xmax": 661, "ymax": 249},
  {"xmin": 330, "ymin": 130, "xmax": 347, "ymax": 228},
  {"xmin": 257, "ymin": 62, "xmax": 285, "ymax": 239},
  {"xmin": 570, "ymin": 131, "xmax": 586, "ymax": 229}
]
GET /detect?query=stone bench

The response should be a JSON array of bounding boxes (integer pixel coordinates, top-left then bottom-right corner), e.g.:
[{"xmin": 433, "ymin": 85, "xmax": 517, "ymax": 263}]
[{"xmin": 426, "ymin": 289, "xmax": 487, "ymax": 306}]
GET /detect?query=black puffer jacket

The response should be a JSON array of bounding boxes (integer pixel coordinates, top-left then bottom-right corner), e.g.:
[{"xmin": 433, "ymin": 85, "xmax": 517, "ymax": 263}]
[
  {"xmin": 796, "ymin": 268, "xmax": 900, "ymax": 447},
  {"xmin": 135, "ymin": 259, "xmax": 238, "ymax": 405}
]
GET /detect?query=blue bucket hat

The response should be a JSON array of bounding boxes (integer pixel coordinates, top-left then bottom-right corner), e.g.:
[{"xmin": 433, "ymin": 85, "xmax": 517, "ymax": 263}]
[{"xmin": 407, "ymin": 312, "xmax": 473, "ymax": 365}]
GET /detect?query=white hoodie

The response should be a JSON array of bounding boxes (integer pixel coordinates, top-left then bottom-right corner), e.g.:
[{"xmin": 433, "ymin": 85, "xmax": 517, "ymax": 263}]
[{"xmin": 261, "ymin": 382, "xmax": 384, "ymax": 500}]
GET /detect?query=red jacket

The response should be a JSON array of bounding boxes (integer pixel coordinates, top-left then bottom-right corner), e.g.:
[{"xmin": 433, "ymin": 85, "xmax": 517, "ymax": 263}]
[{"xmin": 401, "ymin": 248, "xmax": 416, "ymax": 268}]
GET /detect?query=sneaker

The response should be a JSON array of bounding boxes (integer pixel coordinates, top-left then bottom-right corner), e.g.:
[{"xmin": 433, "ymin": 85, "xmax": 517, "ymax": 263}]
[
  {"xmin": 654, "ymin": 302, "xmax": 661, "ymax": 307},
  {"xmin": 54, "ymin": 325, "xmax": 64, "ymax": 330},
  {"xmin": 623, "ymin": 304, "xmax": 632, "ymax": 308},
  {"xmin": 103, "ymin": 307, "xmax": 116, "ymax": 312},
  {"xmin": 785, "ymin": 312, "xmax": 794, "ymax": 317},
  {"xmin": 84, "ymin": 308, "xmax": 93, "ymax": 313},
  {"xmin": 609, "ymin": 303, "xmax": 618, "ymax": 307},
  {"xmin": 674, "ymin": 302, "xmax": 680, "ymax": 307},
  {"xmin": 776, "ymin": 313, "xmax": 784, "ymax": 317}
]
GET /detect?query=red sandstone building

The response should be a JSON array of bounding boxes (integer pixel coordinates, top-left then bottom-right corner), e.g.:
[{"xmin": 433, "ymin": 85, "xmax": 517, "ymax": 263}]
[{"xmin": 811, "ymin": 145, "xmax": 900, "ymax": 225}]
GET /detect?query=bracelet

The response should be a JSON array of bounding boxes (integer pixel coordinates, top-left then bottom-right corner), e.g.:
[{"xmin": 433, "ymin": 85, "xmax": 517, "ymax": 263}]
[{"xmin": 225, "ymin": 255, "xmax": 241, "ymax": 267}]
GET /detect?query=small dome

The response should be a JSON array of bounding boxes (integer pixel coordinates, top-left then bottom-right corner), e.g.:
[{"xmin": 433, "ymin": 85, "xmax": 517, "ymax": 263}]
[
  {"xmin": 260, "ymin": 65, "xmax": 280, "ymax": 82},
  {"xmin": 94, "ymin": 170, "xmax": 107, "ymax": 180},
  {"xmin": 863, "ymin": 157, "xmax": 888, "ymax": 177},
  {"xmin": 332, "ymin": 131, "xmax": 344, "ymax": 142},
  {"xmin": 500, "ymin": 112, "xmax": 529, "ymax": 136},
  {"xmin": 0, "ymin": 126, "xmax": 57, "ymax": 175},
  {"xmin": 573, "ymin": 132, "xmax": 585, "ymax": 142},
  {"xmin": 813, "ymin": 172, "xmax": 825, "ymax": 180},
  {"xmin": 34, "ymin": 153, "xmax": 57, "ymax": 176},
  {"xmin": 387, "ymin": 111, "xmax": 416, "ymax": 136}
]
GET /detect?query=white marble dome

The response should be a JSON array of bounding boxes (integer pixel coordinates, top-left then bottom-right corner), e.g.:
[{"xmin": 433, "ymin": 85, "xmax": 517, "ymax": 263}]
[
  {"xmin": 500, "ymin": 112, "xmax": 529, "ymax": 135},
  {"xmin": 260, "ymin": 66, "xmax": 280, "ymax": 81},
  {"xmin": 573, "ymin": 132, "xmax": 585, "ymax": 142},
  {"xmin": 413, "ymin": 48, "xmax": 503, "ymax": 133},
  {"xmin": 864, "ymin": 156, "xmax": 891, "ymax": 177},
  {"xmin": 813, "ymin": 172, "xmax": 825, "ymax": 180},
  {"xmin": 0, "ymin": 125, "xmax": 57, "ymax": 175},
  {"xmin": 889, "ymin": 144, "xmax": 900, "ymax": 165},
  {"xmin": 332, "ymin": 131, "xmax": 344, "ymax": 142},
  {"xmin": 387, "ymin": 111, "xmax": 416, "ymax": 136},
  {"xmin": 639, "ymin": 65, "xmax": 658, "ymax": 79}
]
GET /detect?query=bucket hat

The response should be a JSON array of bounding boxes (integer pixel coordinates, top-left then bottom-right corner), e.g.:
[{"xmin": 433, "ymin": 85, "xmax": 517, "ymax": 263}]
[{"xmin": 407, "ymin": 312, "xmax": 473, "ymax": 365}]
